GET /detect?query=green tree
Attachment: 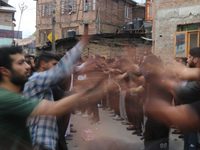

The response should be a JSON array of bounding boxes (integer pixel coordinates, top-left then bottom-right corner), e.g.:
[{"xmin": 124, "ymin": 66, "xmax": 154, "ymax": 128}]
[{"xmin": 29, "ymin": 31, "xmax": 36, "ymax": 37}]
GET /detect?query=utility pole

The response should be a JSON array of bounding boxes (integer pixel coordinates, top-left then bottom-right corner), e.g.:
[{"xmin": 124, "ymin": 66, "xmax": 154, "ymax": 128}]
[
  {"xmin": 16, "ymin": 2, "xmax": 27, "ymax": 45},
  {"xmin": 52, "ymin": 0, "xmax": 56, "ymax": 52}
]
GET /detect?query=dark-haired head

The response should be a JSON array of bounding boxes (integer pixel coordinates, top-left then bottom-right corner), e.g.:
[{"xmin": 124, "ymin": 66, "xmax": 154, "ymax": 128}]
[
  {"xmin": 189, "ymin": 47, "xmax": 200, "ymax": 58},
  {"xmin": 141, "ymin": 54, "xmax": 164, "ymax": 75},
  {"xmin": 188, "ymin": 47, "xmax": 200, "ymax": 68},
  {"xmin": 35, "ymin": 51, "xmax": 60, "ymax": 71},
  {"xmin": 142, "ymin": 54, "xmax": 163, "ymax": 68},
  {"xmin": 0, "ymin": 46, "xmax": 23, "ymax": 81}
]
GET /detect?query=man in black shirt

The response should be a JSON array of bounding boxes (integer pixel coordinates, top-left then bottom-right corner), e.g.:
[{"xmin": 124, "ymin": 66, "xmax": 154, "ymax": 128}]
[
  {"xmin": 145, "ymin": 47, "xmax": 200, "ymax": 150},
  {"xmin": 141, "ymin": 54, "xmax": 174, "ymax": 150},
  {"xmin": 171, "ymin": 47, "xmax": 200, "ymax": 150}
]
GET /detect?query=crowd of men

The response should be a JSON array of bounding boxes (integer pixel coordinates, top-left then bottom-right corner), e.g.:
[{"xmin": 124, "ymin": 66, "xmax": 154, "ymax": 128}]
[{"xmin": 0, "ymin": 30, "xmax": 200, "ymax": 150}]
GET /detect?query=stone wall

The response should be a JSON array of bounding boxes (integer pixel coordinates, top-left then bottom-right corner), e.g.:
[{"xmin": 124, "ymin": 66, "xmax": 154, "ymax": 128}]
[{"xmin": 154, "ymin": 0, "xmax": 200, "ymax": 61}]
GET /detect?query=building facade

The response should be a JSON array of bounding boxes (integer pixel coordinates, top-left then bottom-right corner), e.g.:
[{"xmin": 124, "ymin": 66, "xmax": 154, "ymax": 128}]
[
  {"xmin": 0, "ymin": 0, "xmax": 16, "ymax": 47},
  {"xmin": 35, "ymin": 0, "xmax": 146, "ymax": 55},
  {"xmin": 152, "ymin": 0, "xmax": 200, "ymax": 61}
]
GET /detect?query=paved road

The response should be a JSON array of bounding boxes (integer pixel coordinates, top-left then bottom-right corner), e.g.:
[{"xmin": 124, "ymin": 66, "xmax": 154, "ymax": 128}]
[{"xmin": 68, "ymin": 108, "xmax": 183, "ymax": 150}]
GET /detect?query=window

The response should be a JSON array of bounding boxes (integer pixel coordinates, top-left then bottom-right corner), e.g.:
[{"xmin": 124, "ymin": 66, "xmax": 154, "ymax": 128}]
[
  {"xmin": 83, "ymin": 0, "xmax": 96, "ymax": 12},
  {"xmin": 93, "ymin": 0, "xmax": 96, "ymax": 10},
  {"xmin": 4, "ymin": 15, "xmax": 12, "ymax": 22},
  {"xmin": 42, "ymin": 4, "xmax": 45, "ymax": 17},
  {"xmin": 61, "ymin": 0, "xmax": 77, "ymax": 14},
  {"xmin": 39, "ymin": 30, "xmax": 51, "ymax": 43},
  {"xmin": 48, "ymin": 3, "xmax": 52, "ymax": 16},
  {"xmin": 62, "ymin": 27, "xmax": 78, "ymax": 38},
  {"xmin": 45, "ymin": 4, "xmax": 49, "ymax": 16},
  {"xmin": 41, "ymin": 3, "xmax": 52, "ymax": 17},
  {"xmin": 181, "ymin": 26, "xmax": 187, "ymax": 31},
  {"xmin": 175, "ymin": 24, "xmax": 200, "ymax": 57},
  {"xmin": 61, "ymin": 1, "xmax": 65, "ymax": 14},
  {"xmin": 125, "ymin": 6, "xmax": 130, "ymax": 19},
  {"xmin": 189, "ymin": 33, "xmax": 198, "ymax": 49},
  {"xmin": 175, "ymin": 33, "xmax": 186, "ymax": 56},
  {"xmin": 40, "ymin": 31, "xmax": 43, "ymax": 42},
  {"xmin": 188, "ymin": 25, "xmax": 199, "ymax": 31}
]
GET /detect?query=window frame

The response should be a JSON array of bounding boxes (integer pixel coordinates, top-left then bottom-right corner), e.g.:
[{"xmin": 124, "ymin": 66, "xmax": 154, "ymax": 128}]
[
  {"xmin": 125, "ymin": 5, "xmax": 130, "ymax": 19},
  {"xmin": 39, "ymin": 30, "xmax": 51, "ymax": 43},
  {"xmin": 175, "ymin": 24, "xmax": 200, "ymax": 57},
  {"xmin": 61, "ymin": 0, "xmax": 77, "ymax": 15},
  {"xmin": 41, "ymin": 3, "xmax": 52, "ymax": 17},
  {"xmin": 83, "ymin": 0, "xmax": 96, "ymax": 12},
  {"xmin": 174, "ymin": 31, "xmax": 187, "ymax": 57},
  {"xmin": 187, "ymin": 31, "xmax": 199, "ymax": 56}
]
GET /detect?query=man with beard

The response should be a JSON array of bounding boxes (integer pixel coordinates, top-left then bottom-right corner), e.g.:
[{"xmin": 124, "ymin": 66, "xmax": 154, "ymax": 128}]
[
  {"xmin": 163, "ymin": 47, "xmax": 200, "ymax": 150},
  {"xmin": 143, "ymin": 48, "xmax": 200, "ymax": 132},
  {"xmin": 0, "ymin": 40, "xmax": 105, "ymax": 149},
  {"xmin": 178, "ymin": 48, "xmax": 200, "ymax": 150},
  {"xmin": 0, "ymin": 46, "xmax": 36, "ymax": 150},
  {"xmin": 23, "ymin": 33, "xmax": 94, "ymax": 150},
  {"xmin": 23, "ymin": 46, "xmax": 78, "ymax": 150}
]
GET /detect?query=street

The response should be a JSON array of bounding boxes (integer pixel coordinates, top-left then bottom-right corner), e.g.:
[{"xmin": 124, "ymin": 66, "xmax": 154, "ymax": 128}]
[{"xmin": 68, "ymin": 108, "xmax": 184, "ymax": 150}]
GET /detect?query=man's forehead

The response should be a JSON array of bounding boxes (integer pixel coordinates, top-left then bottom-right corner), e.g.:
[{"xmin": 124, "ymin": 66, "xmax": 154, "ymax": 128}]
[
  {"xmin": 10, "ymin": 54, "xmax": 25, "ymax": 61},
  {"xmin": 50, "ymin": 59, "xmax": 58, "ymax": 62}
]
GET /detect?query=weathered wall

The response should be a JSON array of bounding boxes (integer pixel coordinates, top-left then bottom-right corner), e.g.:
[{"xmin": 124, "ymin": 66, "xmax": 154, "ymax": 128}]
[
  {"xmin": 82, "ymin": 43, "xmax": 123, "ymax": 58},
  {"xmin": 0, "ymin": 12, "xmax": 13, "ymax": 46},
  {"xmin": 82, "ymin": 41, "xmax": 150, "ymax": 59},
  {"xmin": 154, "ymin": 0, "xmax": 200, "ymax": 61}
]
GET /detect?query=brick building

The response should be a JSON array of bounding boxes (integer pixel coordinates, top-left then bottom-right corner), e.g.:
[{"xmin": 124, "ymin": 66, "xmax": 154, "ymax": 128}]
[
  {"xmin": 0, "ymin": 0, "xmax": 16, "ymax": 47},
  {"xmin": 151, "ymin": 0, "xmax": 200, "ymax": 61},
  {"xmin": 35, "ymin": 0, "xmax": 146, "ymax": 57}
]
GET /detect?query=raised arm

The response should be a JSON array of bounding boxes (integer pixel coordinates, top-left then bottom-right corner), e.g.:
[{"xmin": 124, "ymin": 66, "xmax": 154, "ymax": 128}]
[
  {"xmin": 169, "ymin": 62, "xmax": 200, "ymax": 81},
  {"xmin": 24, "ymin": 35, "xmax": 91, "ymax": 96}
]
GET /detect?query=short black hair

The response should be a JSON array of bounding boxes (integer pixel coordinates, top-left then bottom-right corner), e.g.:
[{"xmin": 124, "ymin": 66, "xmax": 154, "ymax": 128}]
[
  {"xmin": 0, "ymin": 46, "xmax": 23, "ymax": 81},
  {"xmin": 35, "ymin": 51, "xmax": 60, "ymax": 70},
  {"xmin": 141, "ymin": 54, "xmax": 163, "ymax": 68},
  {"xmin": 189, "ymin": 47, "xmax": 200, "ymax": 58}
]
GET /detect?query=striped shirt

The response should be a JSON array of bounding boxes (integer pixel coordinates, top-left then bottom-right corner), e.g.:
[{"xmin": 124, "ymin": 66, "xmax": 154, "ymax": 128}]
[{"xmin": 23, "ymin": 42, "xmax": 84, "ymax": 149}]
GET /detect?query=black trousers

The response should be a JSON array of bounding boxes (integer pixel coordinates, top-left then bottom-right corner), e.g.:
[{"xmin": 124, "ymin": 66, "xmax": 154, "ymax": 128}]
[{"xmin": 144, "ymin": 119, "xmax": 169, "ymax": 150}]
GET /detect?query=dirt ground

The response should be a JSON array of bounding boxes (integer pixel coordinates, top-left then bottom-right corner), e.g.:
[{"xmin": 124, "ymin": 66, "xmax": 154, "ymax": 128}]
[{"xmin": 67, "ymin": 108, "xmax": 184, "ymax": 150}]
